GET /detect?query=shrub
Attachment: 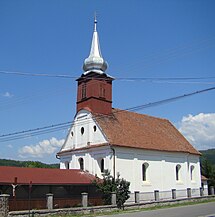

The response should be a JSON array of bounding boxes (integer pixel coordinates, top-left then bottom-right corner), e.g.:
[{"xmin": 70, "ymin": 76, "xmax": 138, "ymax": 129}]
[{"xmin": 94, "ymin": 170, "xmax": 130, "ymax": 209}]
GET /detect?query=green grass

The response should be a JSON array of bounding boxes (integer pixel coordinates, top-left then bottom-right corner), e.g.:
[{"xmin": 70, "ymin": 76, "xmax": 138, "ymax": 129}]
[{"xmin": 47, "ymin": 198, "xmax": 215, "ymax": 217}]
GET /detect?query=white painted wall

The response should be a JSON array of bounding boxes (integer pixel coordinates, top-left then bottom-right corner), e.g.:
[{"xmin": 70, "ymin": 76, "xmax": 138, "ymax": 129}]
[
  {"xmin": 60, "ymin": 109, "xmax": 108, "ymax": 152},
  {"xmin": 113, "ymin": 147, "xmax": 201, "ymax": 192},
  {"xmin": 202, "ymin": 180, "xmax": 208, "ymax": 196},
  {"xmin": 60, "ymin": 145, "xmax": 113, "ymax": 177},
  {"xmin": 60, "ymin": 145, "xmax": 201, "ymax": 193}
]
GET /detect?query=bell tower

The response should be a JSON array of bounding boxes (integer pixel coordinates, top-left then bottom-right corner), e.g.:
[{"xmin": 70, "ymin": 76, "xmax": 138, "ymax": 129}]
[{"xmin": 76, "ymin": 16, "xmax": 114, "ymax": 115}]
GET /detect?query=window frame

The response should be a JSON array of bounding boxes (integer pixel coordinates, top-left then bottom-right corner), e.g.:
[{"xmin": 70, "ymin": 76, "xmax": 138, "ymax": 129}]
[
  {"xmin": 142, "ymin": 162, "xmax": 149, "ymax": 182},
  {"xmin": 100, "ymin": 158, "xmax": 105, "ymax": 173},
  {"xmin": 79, "ymin": 158, "xmax": 84, "ymax": 171},
  {"xmin": 190, "ymin": 165, "xmax": 195, "ymax": 181},
  {"xmin": 176, "ymin": 164, "xmax": 181, "ymax": 181},
  {"xmin": 65, "ymin": 161, "xmax": 69, "ymax": 169},
  {"xmin": 99, "ymin": 84, "xmax": 106, "ymax": 98},
  {"xmin": 81, "ymin": 83, "xmax": 87, "ymax": 99}
]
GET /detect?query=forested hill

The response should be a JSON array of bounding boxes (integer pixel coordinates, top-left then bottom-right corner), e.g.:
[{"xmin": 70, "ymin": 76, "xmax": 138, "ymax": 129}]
[
  {"xmin": 200, "ymin": 149, "xmax": 215, "ymax": 165},
  {"xmin": 0, "ymin": 159, "xmax": 59, "ymax": 168}
]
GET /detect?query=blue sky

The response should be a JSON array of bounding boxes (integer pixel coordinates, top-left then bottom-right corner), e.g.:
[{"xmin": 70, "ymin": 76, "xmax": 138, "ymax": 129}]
[{"xmin": 0, "ymin": 0, "xmax": 215, "ymax": 163}]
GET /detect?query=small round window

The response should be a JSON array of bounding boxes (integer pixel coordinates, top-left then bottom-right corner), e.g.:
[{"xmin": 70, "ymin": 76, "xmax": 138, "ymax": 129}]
[
  {"xmin": 93, "ymin": 125, "xmax": 97, "ymax": 132},
  {"xmin": 81, "ymin": 127, "xmax": 84, "ymax": 135}
]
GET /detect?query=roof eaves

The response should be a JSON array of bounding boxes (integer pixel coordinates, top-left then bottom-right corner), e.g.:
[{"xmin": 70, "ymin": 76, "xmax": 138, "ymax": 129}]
[
  {"xmin": 110, "ymin": 143, "xmax": 201, "ymax": 156},
  {"xmin": 58, "ymin": 143, "xmax": 110, "ymax": 155}
]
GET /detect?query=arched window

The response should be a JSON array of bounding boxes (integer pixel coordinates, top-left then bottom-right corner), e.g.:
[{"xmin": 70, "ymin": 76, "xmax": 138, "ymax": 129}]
[
  {"xmin": 82, "ymin": 83, "xmax": 87, "ymax": 99},
  {"xmin": 81, "ymin": 127, "xmax": 84, "ymax": 135},
  {"xmin": 100, "ymin": 159, "xmax": 105, "ymax": 173},
  {"xmin": 65, "ymin": 161, "xmax": 69, "ymax": 169},
  {"xmin": 190, "ymin": 165, "xmax": 194, "ymax": 181},
  {"xmin": 176, "ymin": 164, "xmax": 181, "ymax": 181},
  {"xmin": 100, "ymin": 84, "xmax": 106, "ymax": 98},
  {"xmin": 142, "ymin": 163, "xmax": 149, "ymax": 181},
  {"xmin": 79, "ymin": 158, "xmax": 84, "ymax": 171}
]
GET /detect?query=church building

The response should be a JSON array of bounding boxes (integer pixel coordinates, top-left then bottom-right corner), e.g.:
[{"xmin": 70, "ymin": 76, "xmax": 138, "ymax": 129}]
[{"xmin": 57, "ymin": 18, "xmax": 201, "ymax": 193}]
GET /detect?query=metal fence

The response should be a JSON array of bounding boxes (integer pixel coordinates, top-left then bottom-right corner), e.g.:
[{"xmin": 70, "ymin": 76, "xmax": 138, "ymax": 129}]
[
  {"xmin": 176, "ymin": 189, "xmax": 187, "ymax": 199},
  {"xmin": 126, "ymin": 187, "xmax": 208, "ymax": 204},
  {"xmin": 159, "ymin": 190, "xmax": 172, "ymax": 201},
  {"xmin": 139, "ymin": 191, "xmax": 155, "ymax": 202},
  {"xmin": 5, "ymin": 186, "xmax": 214, "ymax": 211}
]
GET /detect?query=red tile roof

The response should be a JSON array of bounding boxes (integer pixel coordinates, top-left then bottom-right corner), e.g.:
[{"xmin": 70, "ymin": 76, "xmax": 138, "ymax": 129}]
[
  {"xmin": 201, "ymin": 175, "xmax": 208, "ymax": 181},
  {"xmin": 94, "ymin": 108, "xmax": 200, "ymax": 155},
  {"xmin": 0, "ymin": 166, "xmax": 96, "ymax": 185}
]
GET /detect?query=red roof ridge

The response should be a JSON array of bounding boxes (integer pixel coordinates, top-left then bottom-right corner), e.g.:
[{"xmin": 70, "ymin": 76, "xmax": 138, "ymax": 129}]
[
  {"xmin": 111, "ymin": 108, "xmax": 169, "ymax": 121},
  {"xmin": 201, "ymin": 175, "xmax": 208, "ymax": 181}
]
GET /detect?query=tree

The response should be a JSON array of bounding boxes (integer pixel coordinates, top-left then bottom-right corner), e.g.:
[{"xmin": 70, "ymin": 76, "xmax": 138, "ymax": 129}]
[
  {"xmin": 115, "ymin": 174, "xmax": 130, "ymax": 209},
  {"xmin": 201, "ymin": 157, "xmax": 215, "ymax": 187},
  {"xmin": 94, "ymin": 170, "xmax": 130, "ymax": 209}
]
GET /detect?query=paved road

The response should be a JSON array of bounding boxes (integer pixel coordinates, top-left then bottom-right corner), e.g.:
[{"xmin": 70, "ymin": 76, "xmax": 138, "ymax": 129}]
[{"xmin": 100, "ymin": 202, "xmax": 215, "ymax": 217}]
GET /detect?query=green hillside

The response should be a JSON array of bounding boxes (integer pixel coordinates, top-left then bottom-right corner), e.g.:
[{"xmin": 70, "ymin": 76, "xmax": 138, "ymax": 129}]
[
  {"xmin": 200, "ymin": 149, "xmax": 215, "ymax": 187},
  {"xmin": 0, "ymin": 159, "xmax": 59, "ymax": 168},
  {"xmin": 200, "ymin": 149, "xmax": 215, "ymax": 165}
]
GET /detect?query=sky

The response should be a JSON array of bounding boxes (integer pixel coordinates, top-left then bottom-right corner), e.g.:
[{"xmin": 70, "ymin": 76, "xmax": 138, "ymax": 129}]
[{"xmin": 0, "ymin": 0, "xmax": 215, "ymax": 163}]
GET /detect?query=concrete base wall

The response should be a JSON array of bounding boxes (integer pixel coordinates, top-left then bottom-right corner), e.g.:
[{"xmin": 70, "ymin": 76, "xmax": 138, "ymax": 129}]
[{"xmin": 8, "ymin": 195, "xmax": 215, "ymax": 217}]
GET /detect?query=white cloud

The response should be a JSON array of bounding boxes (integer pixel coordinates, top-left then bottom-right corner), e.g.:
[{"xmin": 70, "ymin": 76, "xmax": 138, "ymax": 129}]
[
  {"xmin": 2, "ymin": 92, "xmax": 13, "ymax": 98},
  {"xmin": 7, "ymin": 144, "xmax": 13, "ymax": 148},
  {"xmin": 178, "ymin": 113, "xmax": 215, "ymax": 150},
  {"xmin": 19, "ymin": 137, "xmax": 65, "ymax": 158}
]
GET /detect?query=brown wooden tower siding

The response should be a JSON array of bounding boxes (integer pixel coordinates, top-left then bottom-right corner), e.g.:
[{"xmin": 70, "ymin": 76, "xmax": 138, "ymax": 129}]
[{"xmin": 76, "ymin": 72, "xmax": 114, "ymax": 115}]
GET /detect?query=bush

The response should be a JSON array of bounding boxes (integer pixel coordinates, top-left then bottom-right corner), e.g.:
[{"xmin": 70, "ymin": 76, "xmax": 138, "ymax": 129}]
[{"xmin": 94, "ymin": 170, "xmax": 130, "ymax": 209}]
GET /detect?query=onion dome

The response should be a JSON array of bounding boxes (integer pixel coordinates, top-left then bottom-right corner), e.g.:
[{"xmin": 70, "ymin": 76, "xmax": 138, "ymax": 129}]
[{"xmin": 83, "ymin": 16, "xmax": 108, "ymax": 75}]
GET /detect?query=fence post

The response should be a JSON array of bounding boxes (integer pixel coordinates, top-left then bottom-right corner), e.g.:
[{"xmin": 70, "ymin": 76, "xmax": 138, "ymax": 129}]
[
  {"xmin": 0, "ymin": 194, "xmax": 10, "ymax": 217},
  {"xmin": 154, "ymin": 190, "xmax": 159, "ymax": 201},
  {"xmin": 200, "ymin": 187, "xmax": 204, "ymax": 197},
  {"xmin": 134, "ymin": 191, "xmax": 140, "ymax": 203},
  {"xmin": 81, "ymin": 192, "xmax": 88, "ymax": 207},
  {"xmin": 172, "ymin": 189, "xmax": 176, "ymax": 199},
  {"xmin": 187, "ymin": 188, "xmax": 191, "ymax": 198},
  {"xmin": 209, "ymin": 186, "xmax": 214, "ymax": 195},
  {"xmin": 111, "ymin": 192, "xmax": 116, "ymax": 205},
  {"xmin": 46, "ymin": 193, "xmax": 54, "ymax": 210}
]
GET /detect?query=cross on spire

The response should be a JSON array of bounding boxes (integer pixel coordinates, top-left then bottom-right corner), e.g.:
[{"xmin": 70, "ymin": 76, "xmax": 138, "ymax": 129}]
[{"xmin": 94, "ymin": 12, "xmax": 97, "ymax": 32}]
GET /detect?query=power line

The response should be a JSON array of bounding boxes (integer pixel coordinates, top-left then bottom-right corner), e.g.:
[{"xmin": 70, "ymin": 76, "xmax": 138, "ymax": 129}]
[
  {"xmin": 122, "ymin": 36, "xmax": 215, "ymax": 74},
  {"xmin": 1, "ymin": 70, "xmax": 215, "ymax": 82},
  {"xmin": 0, "ymin": 70, "xmax": 77, "ymax": 79},
  {"xmin": 1, "ymin": 36, "xmax": 215, "ymax": 82},
  {"xmin": 0, "ymin": 122, "xmax": 72, "ymax": 142},
  {"xmin": 0, "ymin": 86, "xmax": 214, "ymax": 143}
]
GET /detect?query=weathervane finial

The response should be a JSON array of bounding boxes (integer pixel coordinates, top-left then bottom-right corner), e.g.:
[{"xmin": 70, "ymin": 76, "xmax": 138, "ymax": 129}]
[{"xmin": 94, "ymin": 12, "xmax": 97, "ymax": 32}]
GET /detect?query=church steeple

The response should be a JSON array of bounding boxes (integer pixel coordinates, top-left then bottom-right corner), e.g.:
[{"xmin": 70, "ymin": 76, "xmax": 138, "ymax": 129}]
[
  {"xmin": 83, "ymin": 15, "xmax": 108, "ymax": 74},
  {"xmin": 76, "ymin": 17, "xmax": 114, "ymax": 115}
]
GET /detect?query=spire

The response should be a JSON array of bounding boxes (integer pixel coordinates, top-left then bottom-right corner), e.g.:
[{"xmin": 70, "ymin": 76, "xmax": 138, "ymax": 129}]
[{"xmin": 83, "ymin": 15, "xmax": 108, "ymax": 75}]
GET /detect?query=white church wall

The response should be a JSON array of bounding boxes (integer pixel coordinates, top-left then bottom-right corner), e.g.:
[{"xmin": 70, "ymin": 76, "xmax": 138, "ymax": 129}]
[
  {"xmin": 60, "ymin": 109, "xmax": 108, "ymax": 152},
  {"xmin": 114, "ymin": 147, "xmax": 201, "ymax": 193},
  {"xmin": 202, "ymin": 180, "xmax": 208, "ymax": 196},
  {"xmin": 59, "ymin": 146, "xmax": 113, "ymax": 178},
  {"xmin": 60, "ymin": 145, "xmax": 201, "ymax": 194},
  {"xmin": 60, "ymin": 145, "xmax": 201, "ymax": 193}
]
